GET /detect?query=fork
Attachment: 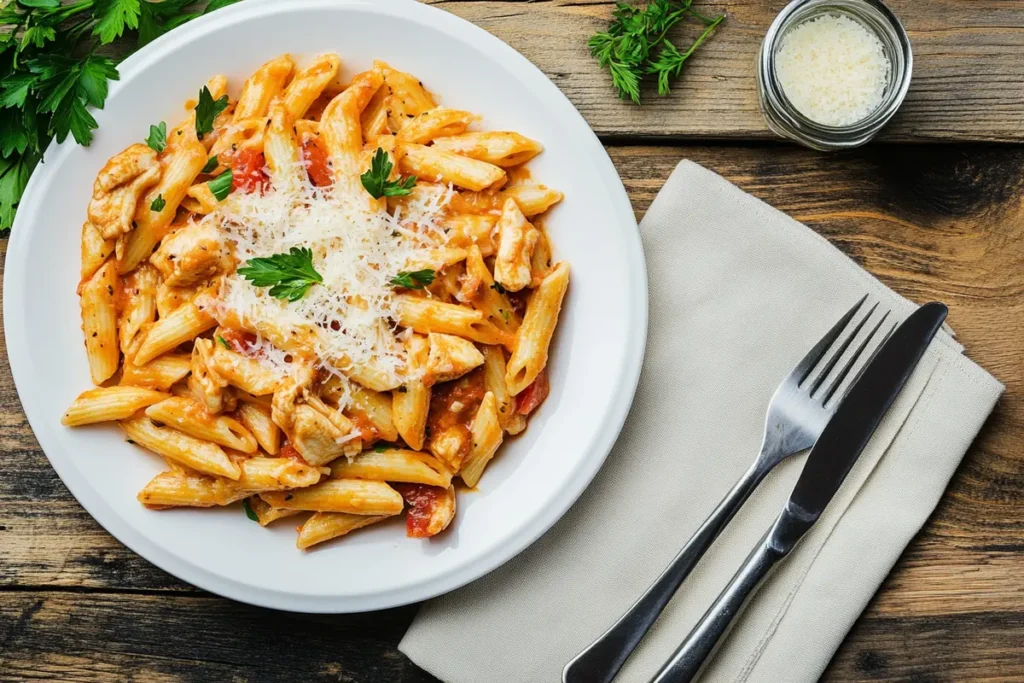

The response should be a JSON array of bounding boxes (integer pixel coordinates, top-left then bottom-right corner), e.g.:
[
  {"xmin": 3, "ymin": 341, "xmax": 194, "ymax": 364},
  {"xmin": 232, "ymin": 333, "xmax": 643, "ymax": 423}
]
[{"xmin": 562, "ymin": 296, "xmax": 889, "ymax": 683}]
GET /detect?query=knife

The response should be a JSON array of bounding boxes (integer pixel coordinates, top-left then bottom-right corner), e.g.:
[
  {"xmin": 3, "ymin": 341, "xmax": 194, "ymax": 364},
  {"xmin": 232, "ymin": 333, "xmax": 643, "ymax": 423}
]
[{"xmin": 648, "ymin": 302, "xmax": 948, "ymax": 683}]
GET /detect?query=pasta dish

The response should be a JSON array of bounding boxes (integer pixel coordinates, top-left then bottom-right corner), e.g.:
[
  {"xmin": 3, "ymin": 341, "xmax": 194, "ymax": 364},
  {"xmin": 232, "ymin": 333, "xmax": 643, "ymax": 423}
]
[{"xmin": 61, "ymin": 54, "xmax": 569, "ymax": 550}]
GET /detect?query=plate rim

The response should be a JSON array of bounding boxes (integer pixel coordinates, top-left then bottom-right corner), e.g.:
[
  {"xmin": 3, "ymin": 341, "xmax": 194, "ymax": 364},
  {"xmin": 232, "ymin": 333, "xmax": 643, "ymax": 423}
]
[{"xmin": 3, "ymin": 0, "xmax": 649, "ymax": 613}]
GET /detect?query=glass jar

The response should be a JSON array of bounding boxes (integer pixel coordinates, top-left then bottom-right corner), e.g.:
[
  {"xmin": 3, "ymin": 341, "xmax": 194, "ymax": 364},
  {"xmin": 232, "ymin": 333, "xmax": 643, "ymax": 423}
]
[{"xmin": 756, "ymin": 0, "xmax": 913, "ymax": 151}]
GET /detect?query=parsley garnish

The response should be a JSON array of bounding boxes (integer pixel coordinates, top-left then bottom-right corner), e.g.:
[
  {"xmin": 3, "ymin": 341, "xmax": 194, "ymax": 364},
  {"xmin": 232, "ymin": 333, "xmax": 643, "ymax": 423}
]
[
  {"xmin": 589, "ymin": 0, "xmax": 726, "ymax": 104},
  {"xmin": 208, "ymin": 168, "xmax": 233, "ymax": 201},
  {"xmin": 389, "ymin": 269, "xmax": 435, "ymax": 290},
  {"xmin": 491, "ymin": 282, "xmax": 507, "ymax": 295},
  {"xmin": 201, "ymin": 155, "xmax": 218, "ymax": 174},
  {"xmin": 242, "ymin": 497, "xmax": 259, "ymax": 522},
  {"xmin": 194, "ymin": 85, "xmax": 229, "ymax": 139},
  {"xmin": 360, "ymin": 147, "xmax": 416, "ymax": 199},
  {"xmin": 150, "ymin": 194, "xmax": 166, "ymax": 212},
  {"xmin": 0, "ymin": 0, "xmax": 240, "ymax": 234},
  {"xmin": 146, "ymin": 121, "xmax": 166, "ymax": 152},
  {"xmin": 216, "ymin": 335, "xmax": 231, "ymax": 350},
  {"xmin": 237, "ymin": 247, "xmax": 323, "ymax": 302},
  {"xmin": 373, "ymin": 443, "xmax": 397, "ymax": 453}
]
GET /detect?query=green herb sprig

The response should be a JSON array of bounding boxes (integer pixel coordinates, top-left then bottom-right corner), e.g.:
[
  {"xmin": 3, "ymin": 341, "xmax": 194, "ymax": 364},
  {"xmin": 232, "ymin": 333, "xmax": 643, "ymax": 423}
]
[
  {"xmin": 390, "ymin": 269, "xmax": 435, "ymax": 290},
  {"xmin": 0, "ymin": 0, "xmax": 241, "ymax": 234},
  {"xmin": 588, "ymin": 0, "xmax": 725, "ymax": 104},
  {"xmin": 360, "ymin": 147, "xmax": 416, "ymax": 199},
  {"xmin": 194, "ymin": 84, "xmax": 228, "ymax": 139},
  {"xmin": 207, "ymin": 168, "xmax": 233, "ymax": 201},
  {"xmin": 237, "ymin": 246, "xmax": 323, "ymax": 302},
  {"xmin": 146, "ymin": 121, "xmax": 166, "ymax": 152}
]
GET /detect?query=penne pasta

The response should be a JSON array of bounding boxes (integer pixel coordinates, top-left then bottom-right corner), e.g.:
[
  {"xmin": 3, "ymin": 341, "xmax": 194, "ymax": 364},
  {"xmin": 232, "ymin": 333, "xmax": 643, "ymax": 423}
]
[
  {"xmin": 119, "ymin": 353, "xmax": 192, "ymax": 391},
  {"xmin": 236, "ymin": 457, "xmax": 322, "ymax": 491},
  {"xmin": 119, "ymin": 117, "xmax": 208, "ymax": 273},
  {"xmin": 460, "ymin": 391, "xmax": 504, "ymax": 487},
  {"xmin": 499, "ymin": 183, "xmax": 564, "ymax": 217},
  {"xmin": 248, "ymin": 495, "xmax": 302, "ymax": 526},
  {"xmin": 346, "ymin": 383, "xmax": 399, "ymax": 442},
  {"xmin": 263, "ymin": 100, "xmax": 304, "ymax": 191},
  {"xmin": 444, "ymin": 214, "xmax": 498, "ymax": 257},
  {"xmin": 118, "ymin": 264, "xmax": 160, "ymax": 355},
  {"xmin": 393, "ymin": 334, "xmax": 431, "ymax": 451},
  {"xmin": 396, "ymin": 294, "xmax": 513, "ymax": 349},
  {"xmin": 395, "ymin": 107, "xmax": 475, "ymax": 145},
  {"xmin": 260, "ymin": 479, "xmax": 403, "ymax": 515},
  {"xmin": 297, "ymin": 512, "xmax": 390, "ymax": 550},
  {"xmin": 282, "ymin": 53, "xmax": 341, "ymax": 120},
  {"xmin": 505, "ymin": 261, "xmax": 570, "ymax": 395},
  {"xmin": 121, "ymin": 415, "xmax": 241, "ymax": 480},
  {"xmin": 146, "ymin": 396, "xmax": 258, "ymax": 453},
  {"xmin": 398, "ymin": 143, "xmax": 506, "ymax": 192},
  {"xmin": 330, "ymin": 449, "xmax": 453, "ymax": 488},
  {"xmin": 80, "ymin": 222, "xmax": 114, "ymax": 281},
  {"xmin": 79, "ymin": 259, "xmax": 120, "ymax": 385},
  {"xmin": 133, "ymin": 300, "xmax": 216, "ymax": 366},
  {"xmin": 138, "ymin": 470, "xmax": 248, "ymax": 508},
  {"xmin": 431, "ymin": 131, "xmax": 542, "ymax": 167},
  {"xmin": 233, "ymin": 55, "xmax": 294, "ymax": 122},
  {"xmin": 62, "ymin": 386, "xmax": 169, "ymax": 427},
  {"xmin": 236, "ymin": 401, "xmax": 281, "ymax": 455},
  {"xmin": 464, "ymin": 245, "xmax": 521, "ymax": 335},
  {"xmin": 320, "ymin": 67, "xmax": 385, "ymax": 189},
  {"xmin": 481, "ymin": 345, "xmax": 526, "ymax": 435}
]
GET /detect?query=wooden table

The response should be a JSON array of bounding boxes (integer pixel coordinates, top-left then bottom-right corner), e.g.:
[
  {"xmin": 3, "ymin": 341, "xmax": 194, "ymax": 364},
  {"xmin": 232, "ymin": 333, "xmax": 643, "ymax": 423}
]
[{"xmin": 2, "ymin": 1, "xmax": 1023, "ymax": 680}]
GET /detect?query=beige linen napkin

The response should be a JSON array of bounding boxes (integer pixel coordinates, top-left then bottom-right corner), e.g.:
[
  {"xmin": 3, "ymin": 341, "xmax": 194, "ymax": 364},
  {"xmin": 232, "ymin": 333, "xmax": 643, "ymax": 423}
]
[{"xmin": 400, "ymin": 160, "xmax": 1003, "ymax": 683}]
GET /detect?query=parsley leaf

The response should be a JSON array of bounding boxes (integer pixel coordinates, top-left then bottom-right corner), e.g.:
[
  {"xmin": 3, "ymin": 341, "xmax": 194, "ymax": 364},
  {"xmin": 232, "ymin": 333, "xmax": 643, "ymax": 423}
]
[
  {"xmin": 237, "ymin": 247, "xmax": 323, "ymax": 302},
  {"xmin": 216, "ymin": 335, "xmax": 231, "ymax": 349},
  {"xmin": 150, "ymin": 193, "xmax": 165, "ymax": 212},
  {"xmin": 389, "ymin": 269, "xmax": 435, "ymax": 290},
  {"xmin": 200, "ymin": 155, "xmax": 218, "ymax": 174},
  {"xmin": 242, "ymin": 497, "xmax": 259, "ymax": 522},
  {"xmin": 490, "ymin": 281, "xmax": 507, "ymax": 295},
  {"xmin": 373, "ymin": 443, "xmax": 397, "ymax": 453},
  {"xmin": 93, "ymin": 0, "xmax": 141, "ymax": 45},
  {"xmin": 194, "ymin": 85, "xmax": 228, "ymax": 139},
  {"xmin": 146, "ymin": 121, "xmax": 166, "ymax": 152},
  {"xmin": 589, "ymin": 0, "xmax": 725, "ymax": 104},
  {"xmin": 207, "ymin": 168, "xmax": 233, "ymax": 201},
  {"xmin": 360, "ymin": 147, "xmax": 417, "ymax": 199}
]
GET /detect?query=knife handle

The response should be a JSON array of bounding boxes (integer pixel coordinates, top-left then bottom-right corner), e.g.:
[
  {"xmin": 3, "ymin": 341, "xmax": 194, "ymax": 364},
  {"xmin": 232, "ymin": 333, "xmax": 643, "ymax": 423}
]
[
  {"xmin": 562, "ymin": 461, "xmax": 768, "ymax": 683},
  {"xmin": 649, "ymin": 513, "xmax": 797, "ymax": 683}
]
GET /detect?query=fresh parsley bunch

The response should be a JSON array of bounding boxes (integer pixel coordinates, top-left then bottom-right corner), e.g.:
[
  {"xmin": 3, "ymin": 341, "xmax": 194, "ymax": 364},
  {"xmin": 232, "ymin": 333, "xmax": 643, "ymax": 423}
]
[
  {"xmin": 0, "ymin": 0, "xmax": 241, "ymax": 233},
  {"xmin": 588, "ymin": 0, "xmax": 726, "ymax": 104}
]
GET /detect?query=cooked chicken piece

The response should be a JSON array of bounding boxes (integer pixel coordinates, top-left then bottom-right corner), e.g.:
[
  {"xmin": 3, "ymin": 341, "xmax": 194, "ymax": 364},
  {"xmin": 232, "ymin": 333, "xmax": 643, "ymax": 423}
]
[
  {"xmin": 87, "ymin": 143, "xmax": 161, "ymax": 241},
  {"xmin": 150, "ymin": 221, "xmax": 233, "ymax": 288}
]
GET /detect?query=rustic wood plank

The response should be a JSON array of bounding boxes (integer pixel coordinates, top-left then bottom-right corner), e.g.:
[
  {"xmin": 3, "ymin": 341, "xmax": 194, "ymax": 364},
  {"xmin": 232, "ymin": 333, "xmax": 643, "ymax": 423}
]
[
  {"xmin": 427, "ymin": 0, "xmax": 1024, "ymax": 142},
  {"xmin": 2, "ymin": 143, "xmax": 1022, "ymax": 680},
  {"xmin": 0, "ymin": 593, "xmax": 437, "ymax": 682}
]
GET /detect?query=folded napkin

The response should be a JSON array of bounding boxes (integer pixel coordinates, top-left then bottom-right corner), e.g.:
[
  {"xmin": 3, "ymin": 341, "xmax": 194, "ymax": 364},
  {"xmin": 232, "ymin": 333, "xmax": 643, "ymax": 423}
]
[{"xmin": 400, "ymin": 161, "xmax": 1003, "ymax": 683}]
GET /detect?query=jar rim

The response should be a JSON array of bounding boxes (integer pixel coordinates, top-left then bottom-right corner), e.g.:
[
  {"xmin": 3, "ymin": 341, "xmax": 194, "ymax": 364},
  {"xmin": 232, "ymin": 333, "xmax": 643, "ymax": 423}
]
[{"xmin": 758, "ymin": 0, "xmax": 913, "ymax": 148}]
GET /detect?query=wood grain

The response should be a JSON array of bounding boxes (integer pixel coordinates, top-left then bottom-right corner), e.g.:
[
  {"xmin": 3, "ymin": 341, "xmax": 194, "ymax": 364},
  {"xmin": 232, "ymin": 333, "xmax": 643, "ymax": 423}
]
[
  {"xmin": 427, "ymin": 0, "xmax": 1024, "ymax": 142},
  {"xmin": 2, "ymin": 143, "xmax": 1022, "ymax": 680}
]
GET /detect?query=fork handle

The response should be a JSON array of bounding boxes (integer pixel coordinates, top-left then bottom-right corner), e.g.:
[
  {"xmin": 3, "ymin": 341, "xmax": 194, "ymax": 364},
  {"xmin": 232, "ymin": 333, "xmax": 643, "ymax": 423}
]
[{"xmin": 562, "ymin": 461, "xmax": 769, "ymax": 683}]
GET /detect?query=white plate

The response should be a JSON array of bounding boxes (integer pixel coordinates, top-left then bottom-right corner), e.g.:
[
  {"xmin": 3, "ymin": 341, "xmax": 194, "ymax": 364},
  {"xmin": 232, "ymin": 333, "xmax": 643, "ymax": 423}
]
[{"xmin": 4, "ymin": 0, "xmax": 647, "ymax": 612}]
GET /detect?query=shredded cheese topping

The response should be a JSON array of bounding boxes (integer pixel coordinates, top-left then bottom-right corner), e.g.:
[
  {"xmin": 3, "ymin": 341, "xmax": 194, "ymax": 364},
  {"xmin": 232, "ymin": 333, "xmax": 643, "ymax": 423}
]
[
  {"xmin": 775, "ymin": 14, "xmax": 891, "ymax": 127},
  {"xmin": 204, "ymin": 165, "xmax": 454, "ymax": 403}
]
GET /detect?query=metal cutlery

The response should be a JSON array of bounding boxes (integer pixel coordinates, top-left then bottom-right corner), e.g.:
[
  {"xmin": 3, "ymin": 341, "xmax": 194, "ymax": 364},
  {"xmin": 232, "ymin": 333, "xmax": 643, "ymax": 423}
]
[
  {"xmin": 649, "ymin": 302, "xmax": 948, "ymax": 683},
  {"xmin": 563, "ymin": 296, "xmax": 885, "ymax": 683}
]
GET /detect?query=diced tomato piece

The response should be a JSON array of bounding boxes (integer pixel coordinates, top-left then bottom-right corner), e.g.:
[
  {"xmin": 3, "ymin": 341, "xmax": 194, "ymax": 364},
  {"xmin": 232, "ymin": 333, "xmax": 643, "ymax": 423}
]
[
  {"xmin": 393, "ymin": 483, "xmax": 444, "ymax": 538},
  {"xmin": 279, "ymin": 443, "xmax": 309, "ymax": 465},
  {"xmin": 218, "ymin": 329, "xmax": 257, "ymax": 355},
  {"xmin": 231, "ymin": 148, "xmax": 268, "ymax": 194},
  {"xmin": 515, "ymin": 368, "xmax": 550, "ymax": 415},
  {"xmin": 302, "ymin": 139, "xmax": 333, "ymax": 187}
]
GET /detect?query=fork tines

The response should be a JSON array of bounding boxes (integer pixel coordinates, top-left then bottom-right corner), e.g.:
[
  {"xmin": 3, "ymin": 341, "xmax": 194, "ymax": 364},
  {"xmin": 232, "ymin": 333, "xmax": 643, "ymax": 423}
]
[{"xmin": 793, "ymin": 296, "xmax": 895, "ymax": 408}]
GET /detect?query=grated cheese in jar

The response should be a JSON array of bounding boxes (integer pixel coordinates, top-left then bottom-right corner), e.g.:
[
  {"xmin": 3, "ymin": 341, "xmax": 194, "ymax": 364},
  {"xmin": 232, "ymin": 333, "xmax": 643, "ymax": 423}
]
[{"xmin": 775, "ymin": 13, "xmax": 891, "ymax": 127}]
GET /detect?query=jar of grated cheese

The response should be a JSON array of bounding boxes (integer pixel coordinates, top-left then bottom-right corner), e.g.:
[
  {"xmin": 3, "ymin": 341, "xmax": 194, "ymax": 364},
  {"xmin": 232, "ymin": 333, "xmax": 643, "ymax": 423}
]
[{"xmin": 756, "ymin": 0, "xmax": 912, "ymax": 151}]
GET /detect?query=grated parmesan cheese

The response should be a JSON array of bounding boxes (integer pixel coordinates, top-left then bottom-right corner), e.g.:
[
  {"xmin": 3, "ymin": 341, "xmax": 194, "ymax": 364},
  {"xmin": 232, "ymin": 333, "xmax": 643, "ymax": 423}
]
[
  {"xmin": 203, "ymin": 164, "xmax": 455, "ymax": 407},
  {"xmin": 775, "ymin": 13, "xmax": 891, "ymax": 127}
]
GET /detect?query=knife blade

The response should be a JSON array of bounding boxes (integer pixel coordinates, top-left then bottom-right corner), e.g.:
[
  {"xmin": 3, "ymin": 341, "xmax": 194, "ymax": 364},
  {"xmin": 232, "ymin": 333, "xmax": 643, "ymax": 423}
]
[{"xmin": 649, "ymin": 301, "xmax": 948, "ymax": 683}]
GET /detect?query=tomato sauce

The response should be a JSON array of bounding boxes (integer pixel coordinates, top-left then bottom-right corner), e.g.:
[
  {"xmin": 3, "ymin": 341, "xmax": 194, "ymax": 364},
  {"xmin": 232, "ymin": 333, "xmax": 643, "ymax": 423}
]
[
  {"xmin": 230, "ymin": 148, "xmax": 268, "ymax": 194},
  {"xmin": 279, "ymin": 442, "xmax": 311, "ymax": 466},
  {"xmin": 515, "ymin": 368, "xmax": 550, "ymax": 416},
  {"xmin": 348, "ymin": 412, "xmax": 378, "ymax": 442},
  {"xmin": 218, "ymin": 329, "xmax": 260, "ymax": 357},
  {"xmin": 393, "ymin": 483, "xmax": 445, "ymax": 538},
  {"xmin": 302, "ymin": 139, "xmax": 333, "ymax": 187},
  {"xmin": 426, "ymin": 368, "xmax": 486, "ymax": 462}
]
